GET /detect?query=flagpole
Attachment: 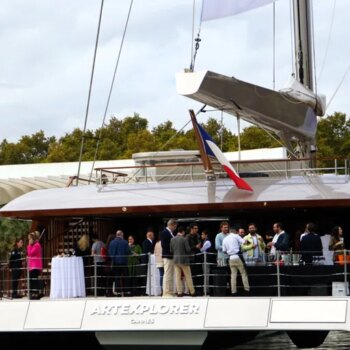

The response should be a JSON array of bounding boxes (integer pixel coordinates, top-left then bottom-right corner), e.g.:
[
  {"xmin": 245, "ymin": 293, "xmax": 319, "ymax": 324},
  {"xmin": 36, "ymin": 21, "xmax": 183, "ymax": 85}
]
[
  {"xmin": 237, "ymin": 114, "xmax": 241, "ymax": 161},
  {"xmin": 189, "ymin": 109, "xmax": 213, "ymax": 173},
  {"xmin": 189, "ymin": 109, "xmax": 253, "ymax": 192},
  {"xmin": 189, "ymin": 109, "xmax": 216, "ymax": 201}
]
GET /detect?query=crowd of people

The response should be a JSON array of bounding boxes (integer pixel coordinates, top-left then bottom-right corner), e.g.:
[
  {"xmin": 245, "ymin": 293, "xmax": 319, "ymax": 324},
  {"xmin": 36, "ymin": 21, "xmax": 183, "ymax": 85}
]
[{"xmin": 5, "ymin": 220, "xmax": 346, "ymax": 299}]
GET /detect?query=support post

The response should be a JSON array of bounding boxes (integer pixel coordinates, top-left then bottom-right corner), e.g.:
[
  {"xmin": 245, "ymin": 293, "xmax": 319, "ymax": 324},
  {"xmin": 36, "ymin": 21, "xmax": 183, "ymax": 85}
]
[
  {"xmin": 94, "ymin": 259, "xmax": 97, "ymax": 297},
  {"xmin": 276, "ymin": 250, "xmax": 281, "ymax": 297},
  {"xmin": 344, "ymin": 249, "xmax": 348, "ymax": 296},
  {"xmin": 203, "ymin": 252, "xmax": 207, "ymax": 297}
]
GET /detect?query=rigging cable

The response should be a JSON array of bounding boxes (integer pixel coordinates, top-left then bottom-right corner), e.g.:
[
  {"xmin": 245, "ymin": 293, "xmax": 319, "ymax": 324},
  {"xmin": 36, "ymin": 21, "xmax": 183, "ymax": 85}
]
[
  {"xmin": 190, "ymin": 1, "xmax": 202, "ymax": 71},
  {"xmin": 272, "ymin": 1, "xmax": 276, "ymax": 90},
  {"xmin": 190, "ymin": 0, "xmax": 196, "ymax": 66},
  {"xmin": 76, "ymin": 0, "xmax": 104, "ymax": 186},
  {"xmin": 148, "ymin": 105, "xmax": 207, "ymax": 159},
  {"xmin": 318, "ymin": 0, "xmax": 337, "ymax": 83},
  {"xmin": 253, "ymin": 120, "xmax": 298, "ymax": 159},
  {"xmin": 220, "ymin": 110, "xmax": 224, "ymax": 151},
  {"xmin": 88, "ymin": 0, "xmax": 134, "ymax": 184},
  {"xmin": 326, "ymin": 63, "xmax": 350, "ymax": 112}
]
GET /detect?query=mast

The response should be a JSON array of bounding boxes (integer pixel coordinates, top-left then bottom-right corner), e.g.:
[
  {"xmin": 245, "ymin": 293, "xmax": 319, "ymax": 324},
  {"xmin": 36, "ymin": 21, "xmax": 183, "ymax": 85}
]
[
  {"xmin": 292, "ymin": 0, "xmax": 316, "ymax": 161},
  {"xmin": 292, "ymin": 0, "xmax": 314, "ymax": 90}
]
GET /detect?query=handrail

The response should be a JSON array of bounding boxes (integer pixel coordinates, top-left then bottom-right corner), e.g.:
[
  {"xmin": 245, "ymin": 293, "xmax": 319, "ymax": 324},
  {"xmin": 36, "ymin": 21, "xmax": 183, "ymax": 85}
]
[
  {"xmin": 1, "ymin": 250, "xmax": 349, "ymax": 299},
  {"xmin": 93, "ymin": 157, "xmax": 350, "ymax": 186},
  {"xmin": 94, "ymin": 157, "xmax": 350, "ymax": 171}
]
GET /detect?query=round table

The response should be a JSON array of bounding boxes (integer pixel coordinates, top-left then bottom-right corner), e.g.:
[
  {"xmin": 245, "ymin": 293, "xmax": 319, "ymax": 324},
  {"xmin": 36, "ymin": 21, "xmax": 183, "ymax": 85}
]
[{"xmin": 50, "ymin": 256, "xmax": 86, "ymax": 299}]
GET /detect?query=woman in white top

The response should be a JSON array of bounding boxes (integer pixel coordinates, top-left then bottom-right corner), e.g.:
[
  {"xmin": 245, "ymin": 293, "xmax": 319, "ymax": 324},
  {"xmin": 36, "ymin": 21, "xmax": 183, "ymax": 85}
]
[{"xmin": 154, "ymin": 239, "xmax": 164, "ymax": 294}]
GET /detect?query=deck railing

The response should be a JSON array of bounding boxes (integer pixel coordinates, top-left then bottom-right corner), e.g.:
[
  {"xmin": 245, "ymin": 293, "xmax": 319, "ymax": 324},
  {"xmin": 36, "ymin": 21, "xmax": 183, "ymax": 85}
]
[
  {"xmin": 93, "ymin": 157, "xmax": 350, "ymax": 187},
  {"xmin": 1, "ymin": 250, "xmax": 349, "ymax": 300}
]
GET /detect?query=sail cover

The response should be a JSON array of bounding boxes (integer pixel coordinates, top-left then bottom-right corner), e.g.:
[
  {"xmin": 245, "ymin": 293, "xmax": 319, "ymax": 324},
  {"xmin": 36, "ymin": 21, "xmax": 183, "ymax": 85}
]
[
  {"xmin": 176, "ymin": 70, "xmax": 317, "ymax": 148},
  {"xmin": 202, "ymin": 0, "xmax": 278, "ymax": 21}
]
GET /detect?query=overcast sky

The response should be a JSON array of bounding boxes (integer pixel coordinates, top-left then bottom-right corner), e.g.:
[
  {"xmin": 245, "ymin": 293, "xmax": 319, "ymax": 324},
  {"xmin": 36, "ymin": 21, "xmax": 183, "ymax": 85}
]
[{"xmin": 0, "ymin": 0, "xmax": 348, "ymax": 142}]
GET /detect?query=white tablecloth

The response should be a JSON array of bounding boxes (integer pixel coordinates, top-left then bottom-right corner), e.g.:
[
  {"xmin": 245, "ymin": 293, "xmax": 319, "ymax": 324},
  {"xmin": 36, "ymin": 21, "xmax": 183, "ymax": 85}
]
[
  {"xmin": 146, "ymin": 254, "xmax": 162, "ymax": 296},
  {"xmin": 50, "ymin": 256, "xmax": 86, "ymax": 299}
]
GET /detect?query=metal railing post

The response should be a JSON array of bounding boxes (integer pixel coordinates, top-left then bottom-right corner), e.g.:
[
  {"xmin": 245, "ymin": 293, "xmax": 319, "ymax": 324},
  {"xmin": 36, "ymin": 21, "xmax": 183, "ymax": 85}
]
[
  {"xmin": 345, "ymin": 159, "xmax": 348, "ymax": 176},
  {"xmin": 276, "ymin": 251, "xmax": 281, "ymax": 297},
  {"xmin": 93, "ymin": 259, "xmax": 97, "ymax": 298},
  {"xmin": 26, "ymin": 257, "xmax": 30, "ymax": 298},
  {"xmin": 204, "ymin": 252, "xmax": 207, "ymax": 297},
  {"xmin": 344, "ymin": 249, "xmax": 348, "ymax": 295},
  {"xmin": 335, "ymin": 159, "xmax": 338, "ymax": 175},
  {"xmin": 0, "ymin": 262, "xmax": 4, "ymax": 299},
  {"xmin": 147, "ymin": 253, "xmax": 152, "ymax": 297}
]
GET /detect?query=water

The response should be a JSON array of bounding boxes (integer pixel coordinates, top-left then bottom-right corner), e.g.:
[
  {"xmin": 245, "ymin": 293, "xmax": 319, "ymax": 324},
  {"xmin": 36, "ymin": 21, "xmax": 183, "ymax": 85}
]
[
  {"xmin": 231, "ymin": 331, "xmax": 350, "ymax": 349},
  {"xmin": 1, "ymin": 330, "xmax": 349, "ymax": 349}
]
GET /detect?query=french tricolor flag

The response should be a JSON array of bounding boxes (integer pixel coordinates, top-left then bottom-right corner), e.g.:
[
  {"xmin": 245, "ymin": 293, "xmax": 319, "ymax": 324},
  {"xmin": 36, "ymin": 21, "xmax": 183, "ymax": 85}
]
[{"xmin": 195, "ymin": 121, "xmax": 253, "ymax": 192}]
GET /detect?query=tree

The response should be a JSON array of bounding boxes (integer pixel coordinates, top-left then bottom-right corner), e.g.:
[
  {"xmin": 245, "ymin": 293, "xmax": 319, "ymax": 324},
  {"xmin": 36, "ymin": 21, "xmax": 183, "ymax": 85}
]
[
  {"xmin": 316, "ymin": 112, "xmax": 350, "ymax": 158},
  {"xmin": 124, "ymin": 129, "xmax": 157, "ymax": 158},
  {"xmin": 0, "ymin": 131, "xmax": 55, "ymax": 165},
  {"xmin": 96, "ymin": 114, "xmax": 149, "ymax": 159},
  {"xmin": 240, "ymin": 126, "xmax": 280, "ymax": 150},
  {"xmin": 152, "ymin": 121, "xmax": 179, "ymax": 150},
  {"xmin": 0, "ymin": 218, "xmax": 31, "ymax": 260}
]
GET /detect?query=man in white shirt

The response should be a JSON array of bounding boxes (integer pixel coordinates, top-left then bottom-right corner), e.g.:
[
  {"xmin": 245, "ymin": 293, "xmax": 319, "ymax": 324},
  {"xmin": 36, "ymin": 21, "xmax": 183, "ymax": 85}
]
[
  {"xmin": 267, "ymin": 223, "xmax": 290, "ymax": 259},
  {"xmin": 215, "ymin": 221, "xmax": 230, "ymax": 266},
  {"xmin": 223, "ymin": 231, "xmax": 250, "ymax": 296}
]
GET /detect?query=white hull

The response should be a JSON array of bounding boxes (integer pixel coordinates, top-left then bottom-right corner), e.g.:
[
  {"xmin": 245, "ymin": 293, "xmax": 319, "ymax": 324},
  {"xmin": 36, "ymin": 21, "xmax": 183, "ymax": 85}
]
[{"xmin": 1, "ymin": 296, "xmax": 349, "ymax": 347}]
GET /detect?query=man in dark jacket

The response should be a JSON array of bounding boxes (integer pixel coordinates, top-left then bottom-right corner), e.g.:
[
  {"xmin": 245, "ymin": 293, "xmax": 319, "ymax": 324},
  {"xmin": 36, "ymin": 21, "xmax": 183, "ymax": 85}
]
[
  {"xmin": 142, "ymin": 231, "xmax": 155, "ymax": 264},
  {"xmin": 301, "ymin": 223, "xmax": 323, "ymax": 264},
  {"xmin": 160, "ymin": 218, "xmax": 177, "ymax": 297},
  {"xmin": 186, "ymin": 223, "xmax": 201, "ymax": 290},
  {"xmin": 108, "ymin": 230, "xmax": 131, "ymax": 296},
  {"xmin": 140, "ymin": 231, "xmax": 154, "ymax": 295},
  {"xmin": 9, "ymin": 238, "xmax": 24, "ymax": 298}
]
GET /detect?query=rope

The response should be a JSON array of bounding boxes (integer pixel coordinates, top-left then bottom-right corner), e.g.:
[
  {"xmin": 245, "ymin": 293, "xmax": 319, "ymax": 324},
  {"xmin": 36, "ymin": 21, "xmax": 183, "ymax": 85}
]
[
  {"xmin": 76, "ymin": 0, "xmax": 104, "ymax": 186},
  {"xmin": 190, "ymin": 0, "xmax": 196, "ymax": 66},
  {"xmin": 252, "ymin": 119, "xmax": 299, "ymax": 159},
  {"xmin": 88, "ymin": 0, "xmax": 134, "ymax": 183},
  {"xmin": 318, "ymin": 0, "xmax": 337, "ymax": 83},
  {"xmin": 190, "ymin": 1, "xmax": 202, "ymax": 72},
  {"xmin": 326, "ymin": 63, "xmax": 350, "ymax": 112},
  {"xmin": 220, "ymin": 110, "xmax": 224, "ymax": 151},
  {"xmin": 190, "ymin": 30, "xmax": 202, "ymax": 71}
]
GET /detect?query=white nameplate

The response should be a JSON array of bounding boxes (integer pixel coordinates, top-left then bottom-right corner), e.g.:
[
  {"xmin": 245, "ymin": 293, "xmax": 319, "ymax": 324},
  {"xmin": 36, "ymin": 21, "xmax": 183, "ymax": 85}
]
[
  {"xmin": 270, "ymin": 300, "xmax": 347, "ymax": 323},
  {"xmin": 82, "ymin": 298, "xmax": 208, "ymax": 331}
]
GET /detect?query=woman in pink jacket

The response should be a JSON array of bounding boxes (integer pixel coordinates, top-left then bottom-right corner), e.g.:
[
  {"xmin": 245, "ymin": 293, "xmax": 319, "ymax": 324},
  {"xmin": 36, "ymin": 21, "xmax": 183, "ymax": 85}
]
[{"xmin": 27, "ymin": 231, "xmax": 43, "ymax": 299}]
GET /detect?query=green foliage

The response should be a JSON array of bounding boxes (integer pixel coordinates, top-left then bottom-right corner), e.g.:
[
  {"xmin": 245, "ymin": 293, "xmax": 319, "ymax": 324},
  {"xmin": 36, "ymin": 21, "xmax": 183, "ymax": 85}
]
[
  {"xmin": 240, "ymin": 126, "xmax": 280, "ymax": 150},
  {"xmin": 8, "ymin": 111, "xmax": 349, "ymax": 165},
  {"xmin": 0, "ymin": 131, "xmax": 55, "ymax": 164},
  {"xmin": 316, "ymin": 112, "xmax": 350, "ymax": 157},
  {"xmin": 0, "ymin": 218, "xmax": 31, "ymax": 260}
]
